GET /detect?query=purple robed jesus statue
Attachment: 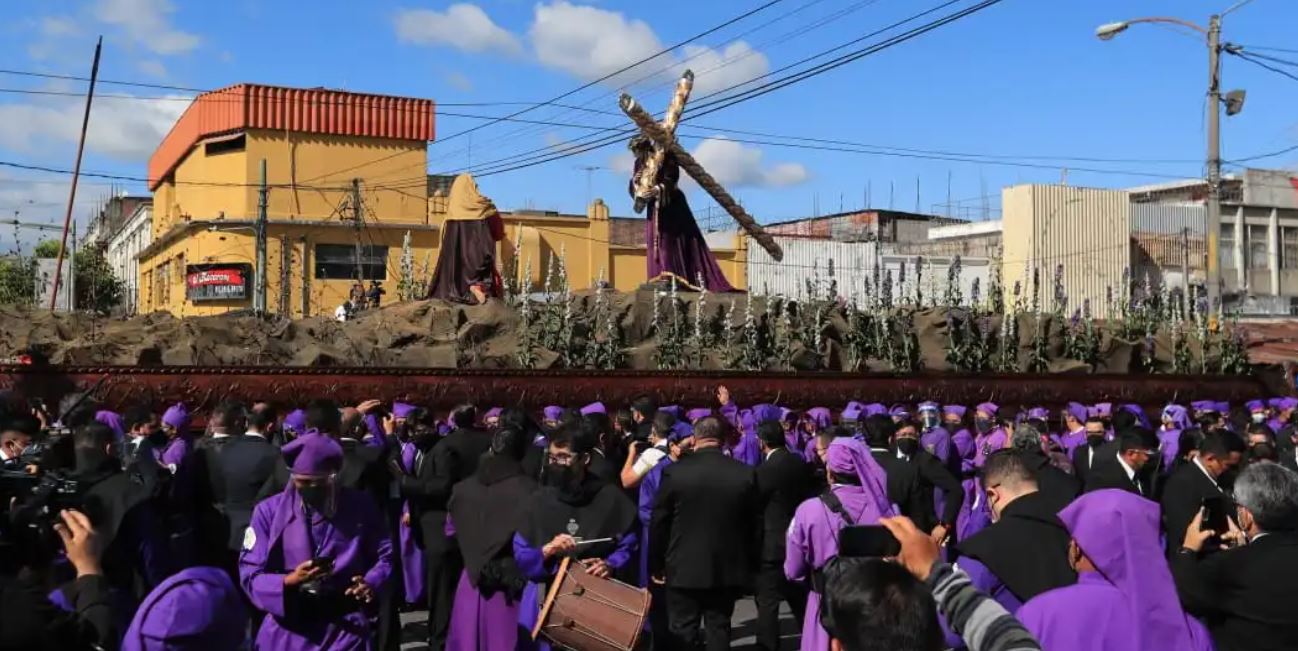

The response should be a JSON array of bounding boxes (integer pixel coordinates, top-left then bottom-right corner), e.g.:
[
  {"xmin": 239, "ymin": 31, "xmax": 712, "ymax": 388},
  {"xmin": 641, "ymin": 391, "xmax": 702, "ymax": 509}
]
[{"xmin": 630, "ymin": 136, "xmax": 736, "ymax": 292}]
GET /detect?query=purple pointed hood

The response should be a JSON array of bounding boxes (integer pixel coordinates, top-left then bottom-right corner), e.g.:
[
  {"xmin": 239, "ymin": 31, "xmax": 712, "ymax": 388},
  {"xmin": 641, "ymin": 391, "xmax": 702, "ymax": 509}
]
[
  {"xmin": 889, "ymin": 404, "xmax": 911, "ymax": 419},
  {"xmin": 1060, "ymin": 490, "xmax": 1206, "ymax": 651},
  {"xmin": 392, "ymin": 402, "xmax": 417, "ymax": 419},
  {"xmin": 943, "ymin": 405, "xmax": 967, "ymax": 419},
  {"xmin": 1190, "ymin": 400, "xmax": 1216, "ymax": 414},
  {"xmin": 1161, "ymin": 405, "xmax": 1191, "ymax": 431},
  {"xmin": 975, "ymin": 402, "xmax": 999, "ymax": 418},
  {"xmin": 1065, "ymin": 402, "xmax": 1088, "ymax": 425},
  {"xmin": 826, "ymin": 438, "xmax": 896, "ymax": 518},
  {"xmin": 1119, "ymin": 404, "xmax": 1151, "ymax": 428},
  {"xmin": 841, "ymin": 401, "xmax": 867, "ymax": 422},
  {"xmin": 580, "ymin": 402, "xmax": 606, "ymax": 416},
  {"xmin": 542, "ymin": 406, "xmax": 564, "ymax": 422},
  {"xmin": 752, "ymin": 404, "xmax": 782, "ymax": 424},
  {"xmin": 1025, "ymin": 407, "xmax": 1050, "ymax": 421},
  {"xmin": 1088, "ymin": 403, "xmax": 1112, "ymax": 419},
  {"xmin": 804, "ymin": 407, "xmax": 833, "ymax": 431},
  {"xmin": 161, "ymin": 403, "xmax": 190, "ymax": 432},
  {"xmin": 659, "ymin": 405, "xmax": 682, "ymax": 419},
  {"xmin": 95, "ymin": 410, "xmax": 125, "ymax": 439},
  {"xmin": 1246, "ymin": 399, "xmax": 1266, "ymax": 413},
  {"xmin": 122, "ymin": 566, "xmax": 247, "ymax": 651},
  {"xmin": 282, "ymin": 409, "xmax": 307, "ymax": 435},
  {"xmin": 282, "ymin": 433, "xmax": 343, "ymax": 476}
]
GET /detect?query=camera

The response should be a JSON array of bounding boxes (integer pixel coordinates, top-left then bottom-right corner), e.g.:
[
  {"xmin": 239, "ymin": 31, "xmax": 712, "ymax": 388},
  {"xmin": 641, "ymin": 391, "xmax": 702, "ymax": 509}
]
[{"xmin": 0, "ymin": 469, "xmax": 84, "ymax": 560}]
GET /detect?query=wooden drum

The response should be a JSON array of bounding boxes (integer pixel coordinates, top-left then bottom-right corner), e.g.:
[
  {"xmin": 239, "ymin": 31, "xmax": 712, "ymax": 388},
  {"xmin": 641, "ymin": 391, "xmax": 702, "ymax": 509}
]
[{"xmin": 532, "ymin": 557, "xmax": 653, "ymax": 651}]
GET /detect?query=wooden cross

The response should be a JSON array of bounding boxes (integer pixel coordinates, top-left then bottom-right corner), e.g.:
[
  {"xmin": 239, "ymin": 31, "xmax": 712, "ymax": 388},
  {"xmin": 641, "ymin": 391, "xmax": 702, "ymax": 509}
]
[{"xmin": 619, "ymin": 72, "xmax": 784, "ymax": 262}]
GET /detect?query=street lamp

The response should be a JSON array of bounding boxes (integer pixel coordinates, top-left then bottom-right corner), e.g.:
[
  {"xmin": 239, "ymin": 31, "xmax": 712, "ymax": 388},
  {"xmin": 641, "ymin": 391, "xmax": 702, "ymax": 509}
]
[{"xmin": 1096, "ymin": 9, "xmax": 1249, "ymax": 308}]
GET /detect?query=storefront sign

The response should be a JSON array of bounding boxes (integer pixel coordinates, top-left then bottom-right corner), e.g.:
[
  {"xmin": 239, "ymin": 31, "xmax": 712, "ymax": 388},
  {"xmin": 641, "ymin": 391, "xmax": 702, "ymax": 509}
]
[{"xmin": 186, "ymin": 264, "xmax": 251, "ymax": 302}]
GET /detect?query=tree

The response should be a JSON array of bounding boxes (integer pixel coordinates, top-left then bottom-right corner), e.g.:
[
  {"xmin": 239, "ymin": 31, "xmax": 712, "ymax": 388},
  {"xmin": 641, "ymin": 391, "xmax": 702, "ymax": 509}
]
[
  {"xmin": 73, "ymin": 246, "xmax": 124, "ymax": 314},
  {"xmin": 0, "ymin": 257, "xmax": 37, "ymax": 306},
  {"xmin": 32, "ymin": 239, "xmax": 60, "ymax": 258}
]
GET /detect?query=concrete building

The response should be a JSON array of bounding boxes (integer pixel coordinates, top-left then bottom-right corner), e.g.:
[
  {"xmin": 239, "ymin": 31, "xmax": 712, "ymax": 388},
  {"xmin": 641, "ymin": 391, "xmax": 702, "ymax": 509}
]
[
  {"xmin": 106, "ymin": 202, "xmax": 152, "ymax": 314},
  {"xmin": 138, "ymin": 83, "xmax": 438, "ymax": 317},
  {"xmin": 83, "ymin": 193, "xmax": 151, "ymax": 247}
]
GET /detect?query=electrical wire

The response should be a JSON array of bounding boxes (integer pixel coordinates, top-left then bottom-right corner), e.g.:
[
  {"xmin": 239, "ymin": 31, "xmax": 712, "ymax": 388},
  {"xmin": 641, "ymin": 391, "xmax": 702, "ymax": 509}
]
[
  {"xmin": 1231, "ymin": 51, "xmax": 1298, "ymax": 83},
  {"xmin": 1226, "ymin": 143, "xmax": 1298, "ymax": 163}
]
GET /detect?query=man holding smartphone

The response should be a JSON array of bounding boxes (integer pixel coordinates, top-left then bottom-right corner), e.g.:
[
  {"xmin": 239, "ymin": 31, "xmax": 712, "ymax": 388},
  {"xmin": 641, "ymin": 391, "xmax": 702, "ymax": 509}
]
[{"xmin": 1161, "ymin": 431, "xmax": 1246, "ymax": 555}]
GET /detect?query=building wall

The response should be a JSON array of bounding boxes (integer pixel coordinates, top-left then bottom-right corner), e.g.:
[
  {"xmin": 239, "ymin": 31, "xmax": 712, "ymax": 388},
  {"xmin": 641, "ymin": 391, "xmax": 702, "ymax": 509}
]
[
  {"xmin": 1001, "ymin": 185, "xmax": 1131, "ymax": 318},
  {"xmin": 140, "ymin": 222, "xmax": 440, "ymax": 317},
  {"xmin": 107, "ymin": 205, "xmax": 152, "ymax": 314}
]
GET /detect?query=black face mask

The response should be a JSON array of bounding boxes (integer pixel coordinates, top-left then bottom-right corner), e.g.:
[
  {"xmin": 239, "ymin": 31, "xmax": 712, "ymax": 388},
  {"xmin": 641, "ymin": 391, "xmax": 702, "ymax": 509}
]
[
  {"xmin": 298, "ymin": 484, "xmax": 333, "ymax": 513},
  {"xmin": 974, "ymin": 418, "xmax": 993, "ymax": 434},
  {"xmin": 896, "ymin": 439, "xmax": 920, "ymax": 457},
  {"xmin": 1086, "ymin": 434, "xmax": 1106, "ymax": 448},
  {"xmin": 146, "ymin": 430, "xmax": 168, "ymax": 448}
]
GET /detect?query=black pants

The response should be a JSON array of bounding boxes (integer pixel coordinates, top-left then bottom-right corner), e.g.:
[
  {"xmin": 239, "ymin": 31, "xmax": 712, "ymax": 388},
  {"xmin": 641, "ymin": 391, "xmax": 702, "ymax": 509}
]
[
  {"xmin": 424, "ymin": 545, "xmax": 462, "ymax": 651},
  {"xmin": 754, "ymin": 562, "xmax": 807, "ymax": 651},
  {"xmin": 666, "ymin": 587, "xmax": 740, "ymax": 651},
  {"xmin": 648, "ymin": 583, "xmax": 672, "ymax": 651}
]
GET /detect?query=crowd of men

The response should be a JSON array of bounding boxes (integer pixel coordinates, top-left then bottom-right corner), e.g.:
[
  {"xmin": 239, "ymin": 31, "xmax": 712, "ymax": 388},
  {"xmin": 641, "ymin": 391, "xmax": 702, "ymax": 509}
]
[{"xmin": 0, "ymin": 387, "xmax": 1296, "ymax": 651}]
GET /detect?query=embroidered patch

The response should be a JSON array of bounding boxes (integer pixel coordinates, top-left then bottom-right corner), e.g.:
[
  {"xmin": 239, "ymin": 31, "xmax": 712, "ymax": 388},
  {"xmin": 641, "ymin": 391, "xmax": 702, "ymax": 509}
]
[
  {"xmin": 566, "ymin": 518, "xmax": 580, "ymax": 536},
  {"xmin": 242, "ymin": 527, "xmax": 256, "ymax": 551}
]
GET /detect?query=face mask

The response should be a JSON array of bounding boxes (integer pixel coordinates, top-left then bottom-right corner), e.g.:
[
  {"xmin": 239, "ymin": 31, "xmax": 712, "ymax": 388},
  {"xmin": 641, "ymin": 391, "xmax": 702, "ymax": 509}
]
[
  {"xmin": 1086, "ymin": 433, "xmax": 1106, "ymax": 447},
  {"xmin": 1252, "ymin": 413, "xmax": 1267, "ymax": 424},
  {"xmin": 147, "ymin": 430, "xmax": 168, "ymax": 447},
  {"xmin": 298, "ymin": 484, "xmax": 333, "ymax": 513},
  {"xmin": 920, "ymin": 413, "xmax": 939, "ymax": 431},
  {"xmin": 974, "ymin": 418, "xmax": 993, "ymax": 434},
  {"xmin": 896, "ymin": 438, "xmax": 920, "ymax": 457}
]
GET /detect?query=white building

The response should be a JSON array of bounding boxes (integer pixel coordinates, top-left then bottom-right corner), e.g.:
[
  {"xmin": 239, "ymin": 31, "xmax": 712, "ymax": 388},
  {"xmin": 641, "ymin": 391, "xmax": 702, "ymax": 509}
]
[{"xmin": 107, "ymin": 202, "xmax": 152, "ymax": 314}]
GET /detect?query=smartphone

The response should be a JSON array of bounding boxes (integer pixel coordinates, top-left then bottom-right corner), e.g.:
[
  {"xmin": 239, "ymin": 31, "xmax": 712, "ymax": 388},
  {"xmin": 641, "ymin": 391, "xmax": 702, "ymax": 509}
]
[
  {"xmin": 310, "ymin": 556, "xmax": 335, "ymax": 573},
  {"xmin": 1201, "ymin": 496, "xmax": 1230, "ymax": 533},
  {"xmin": 838, "ymin": 525, "xmax": 901, "ymax": 558}
]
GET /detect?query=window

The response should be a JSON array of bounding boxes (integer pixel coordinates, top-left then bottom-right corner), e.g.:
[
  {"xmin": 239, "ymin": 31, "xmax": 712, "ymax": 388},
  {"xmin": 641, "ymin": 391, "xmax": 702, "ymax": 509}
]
[
  {"xmin": 1220, "ymin": 223, "xmax": 1234, "ymax": 269},
  {"xmin": 204, "ymin": 133, "xmax": 245, "ymax": 156},
  {"xmin": 314, "ymin": 244, "xmax": 388, "ymax": 281},
  {"xmin": 1248, "ymin": 224, "xmax": 1269, "ymax": 270},
  {"xmin": 1283, "ymin": 227, "xmax": 1298, "ymax": 270}
]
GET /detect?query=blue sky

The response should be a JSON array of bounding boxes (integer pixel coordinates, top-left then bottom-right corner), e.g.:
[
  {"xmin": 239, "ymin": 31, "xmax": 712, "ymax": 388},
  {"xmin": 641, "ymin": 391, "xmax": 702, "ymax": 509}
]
[{"xmin": 1, "ymin": 0, "xmax": 1296, "ymax": 244}]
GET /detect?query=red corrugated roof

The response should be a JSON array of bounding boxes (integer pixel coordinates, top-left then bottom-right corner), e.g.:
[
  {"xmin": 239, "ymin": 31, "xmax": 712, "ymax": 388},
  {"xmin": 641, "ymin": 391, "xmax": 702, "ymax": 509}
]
[{"xmin": 147, "ymin": 83, "xmax": 435, "ymax": 190}]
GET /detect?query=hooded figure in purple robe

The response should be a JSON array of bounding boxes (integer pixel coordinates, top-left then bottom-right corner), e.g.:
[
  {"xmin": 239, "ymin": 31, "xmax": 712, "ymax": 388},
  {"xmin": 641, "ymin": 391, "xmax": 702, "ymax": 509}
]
[
  {"xmin": 393, "ymin": 401, "xmax": 425, "ymax": 605},
  {"xmin": 785, "ymin": 438, "xmax": 896, "ymax": 651},
  {"xmin": 446, "ymin": 427, "xmax": 538, "ymax": 651},
  {"xmin": 630, "ymin": 135, "xmax": 736, "ymax": 292},
  {"xmin": 1119, "ymin": 403, "xmax": 1152, "ymax": 429},
  {"xmin": 1017, "ymin": 489, "xmax": 1213, "ymax": 651},
  {"xmin": 282, "ymin": 409, "xmax": 308, "ymax": 442},
  {"xmin": 729, "ymin": 409, "xmax": 761, "ymax": 466},
  {"xmin": 965, "ymin": 402, "xmax": 1006, "ymax": 540},
  {"xmin": 123, "ymin": 566, "xmax": 248, "ymax": 651},
  {"xmin": 841, "ymin": 402, "xmax": 866, "ymax": 425},
  {"xmin": 1053, "ymin": 402, "xmax": 1090, "ymax": 457},
  {"xmin": 159, "ymin": 403, "xmax": 193, "ymax": 470},
  {"xmin": 1268, "ymin": 396, "xmax": 1297, "ymax": 431},
  {"xmin": 239, "ymin": 433, "xmax": 394, "ymax": 651},
  {"xmin": 943, "ymin": 405, "xmax": 978, "ymax": 540},
  {"xmin": 482, "ymin": 407, "xmax": 503, "ymax": 428},
  {"xmin": 541, "ymin": 406, "xmax": 563, "ymax": 428},
  {"xmin": 1158, "ymin": 405, "xmax": 1192, "ymax": 471},
  {"xmin": 580, "ymin": 402, "xmax": 606, "ymax": 416},
  {"xmin": 889, "ymin": 404, "xmax": 911, "ymax": 424}
]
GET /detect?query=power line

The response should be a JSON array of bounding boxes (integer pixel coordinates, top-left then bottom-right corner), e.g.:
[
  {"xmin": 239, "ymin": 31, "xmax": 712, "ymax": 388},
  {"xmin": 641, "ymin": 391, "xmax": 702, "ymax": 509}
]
[
  {"xmin": 1227, "ymin": 142, "xmax": 1298, "ymax": 163},
  {"xmin": 1236, "ymin": 44, "xmax": 1298, "ymax": 55},
  {"xmin": 1231, "ymin": 51, "xmax": 1298, "ymax": 83}
]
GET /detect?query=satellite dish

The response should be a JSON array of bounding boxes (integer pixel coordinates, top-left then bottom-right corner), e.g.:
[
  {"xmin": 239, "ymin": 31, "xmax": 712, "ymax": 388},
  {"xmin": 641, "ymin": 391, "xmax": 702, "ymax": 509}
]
[{"xmin": 1225, "ymin": 90, "xmax": 1246, "ymax": 116}]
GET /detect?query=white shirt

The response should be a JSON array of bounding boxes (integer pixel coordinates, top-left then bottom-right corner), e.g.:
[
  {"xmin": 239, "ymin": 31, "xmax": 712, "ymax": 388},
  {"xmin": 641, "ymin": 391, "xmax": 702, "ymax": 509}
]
[
  {"xmin": 1116, "ymin": 452, "xmax": 1142, "ymax": 495},
  {"xmin": 632, "ymin": 445, "xmax": 668, "ymax": 476},
  {"xmin": 212, "ymin": 431, "xmax": 231, "ymax": 439},
  {"xmin": 765, "ymin": 448, "xmax": 779, "ymax": 462},
  {"xmin": 1193, "ymin": 457, "xmax": 1222, "ymax": 492},
  {"xmin": 335, "ymin": 305, "xmax": 349, "ymax": 321}
]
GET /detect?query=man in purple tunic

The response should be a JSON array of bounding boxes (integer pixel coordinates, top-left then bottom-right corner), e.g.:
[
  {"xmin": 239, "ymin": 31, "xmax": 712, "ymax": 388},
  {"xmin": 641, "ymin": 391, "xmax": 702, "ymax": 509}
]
[
  {"xmin": 159, "ymin": 403, "xmax": 192, "ymax": 472},
  {"xmin": 1016, "ymin": 489, "xmax": 1212, "ymax": 651},
  {"xmin": 445, "ymin": 427, "xmax": 537, "ymax": 651},
  {"xmin": 1159, "ymin": 404, "xmax": 1192, "ymax": 473},
  {"xmin": 391, "ymin": 402, "xmax": 425, "ymax": 607},
  {"xmin": 944, "ymin": 405, "xmax": 978, "ymax": 544},
  {"xmin": 1052, "ymin": 402, "xmax": 1089, "ymax": 458},
  {"xmin": 239, "ymin": 433, "xmax": 393, "ymax": 651},
  {"xmin": 630, "ymin": 136, "xmax": 736, "ymax": 292},
  {"xmin": 122, "ymin": 566, "xmax": 247, "ymax": 651},
  {"xmin": 785, "ymin": 437, "xmax": 895, "ymax": 651}
]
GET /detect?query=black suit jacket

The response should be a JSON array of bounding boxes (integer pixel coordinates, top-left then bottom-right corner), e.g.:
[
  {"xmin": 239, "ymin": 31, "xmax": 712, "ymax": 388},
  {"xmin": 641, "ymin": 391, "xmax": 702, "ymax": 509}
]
[
  {"xmin": 1071, "ymin": 442, "xmax": 1111, "ymax": 486},
  {"xmin": 216, "ymin": 434, "xmax": 280, "ymax": 551},
  {"xmin": 650, "ymin": 447, "xmax": 760, "ymax": 590},
  {"xmin": 898, "ymin": 448, "xmax": 964, "ymax": 529},
  {"xmin": 1083, "ymin": 452, "xmax": 1147, "ymax": 496},
  {"xmin": 1160, "ymin": 462, "xmax": 1229, "ymax": 554},
  {"xmin": 755, "ymin": 448, "xmax": 812, "ymax": 564},
  {"xmin": 401, "ymin": 428, "xmax": 492, "ymax": 553},
  {"xmin": 869, "ymin": 449, "xmax": 927, "ymax": 529},
  {"xmin": 1173, "ymin": 533, "xmax": 1298, "ymax": 651}
]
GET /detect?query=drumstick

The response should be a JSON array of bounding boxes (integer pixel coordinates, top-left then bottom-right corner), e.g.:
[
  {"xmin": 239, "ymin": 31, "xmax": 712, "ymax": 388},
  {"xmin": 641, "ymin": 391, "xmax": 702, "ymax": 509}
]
[{"xmin": 574, "ymin": 537, "xmax": 614, "ymax": 546}]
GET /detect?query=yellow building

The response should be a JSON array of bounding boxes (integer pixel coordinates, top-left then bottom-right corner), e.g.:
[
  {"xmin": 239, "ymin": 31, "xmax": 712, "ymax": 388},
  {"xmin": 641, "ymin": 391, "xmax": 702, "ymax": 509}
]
[{"xmin": 138, "ymin": 83, "xmax": 746, "ymax": 317}]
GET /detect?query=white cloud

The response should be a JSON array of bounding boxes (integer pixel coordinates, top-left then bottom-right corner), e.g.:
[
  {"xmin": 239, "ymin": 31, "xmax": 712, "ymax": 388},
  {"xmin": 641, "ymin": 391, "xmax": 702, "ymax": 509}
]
[
  {"xmin": 607, "ymin": 151, "xmax": 635, "ymax": 175},
  {"xmin": 690, "ymin": 137, "xmax": 808, "ymax": 189},
  {"xmin": 93, "ymin": 0, "xmax": 201, "ymax": 55},
  {"xmin": 528, "ymin": 1, "xmax": 769, "ymax": 94},
  {"xmin": 395, "ymin": 4, "xmax": 522, "ymax": 55},
  {"xmin": 0, "ymin": 94, "xmax": 188, "ymax": 162},
  {"xmin": 40, "ymin": 16, "xmax": 80, "ymax": 38},
  {"xmin": 136, "ymin": 60, "xmax": 168, "ymax": 78},
  {"xmin": 445, "ymin": 70, "xmax": 474, "ymax": 92}
]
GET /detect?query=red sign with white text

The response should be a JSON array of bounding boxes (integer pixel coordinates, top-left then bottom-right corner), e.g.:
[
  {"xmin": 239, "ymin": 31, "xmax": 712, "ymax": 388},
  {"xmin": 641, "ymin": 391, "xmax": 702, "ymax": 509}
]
[{"xmin": 185, "ymin": 264, "xmax": 250, "ymax": 301}]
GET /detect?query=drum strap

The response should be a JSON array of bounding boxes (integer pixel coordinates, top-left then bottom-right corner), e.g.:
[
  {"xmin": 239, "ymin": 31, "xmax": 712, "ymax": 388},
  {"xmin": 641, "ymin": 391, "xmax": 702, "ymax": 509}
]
[{"xmin": 811, "ymin": 490, "xmax": 856, "ymax": 595}]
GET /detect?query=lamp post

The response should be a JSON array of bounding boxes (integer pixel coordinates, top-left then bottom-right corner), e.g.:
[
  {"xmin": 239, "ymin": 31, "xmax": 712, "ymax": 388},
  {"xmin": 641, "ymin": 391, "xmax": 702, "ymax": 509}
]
[{"xmin": 1096, "ymin": 9, "xmax": 1247, "ymax": 308}]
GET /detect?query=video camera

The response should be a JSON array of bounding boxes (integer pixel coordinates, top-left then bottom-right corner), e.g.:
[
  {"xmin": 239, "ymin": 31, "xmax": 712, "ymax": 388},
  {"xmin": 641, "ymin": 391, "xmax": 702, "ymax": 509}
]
[{"xmin": 0, "ymin": 460, "xmax": 84, "ymax": 564}]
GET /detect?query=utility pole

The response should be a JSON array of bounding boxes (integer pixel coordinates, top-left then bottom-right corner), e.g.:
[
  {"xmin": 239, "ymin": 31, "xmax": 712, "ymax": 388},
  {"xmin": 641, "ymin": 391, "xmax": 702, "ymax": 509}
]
[
  {"xmin": 351, "ymin": 178, "xmax": 363, "ymax": 286},
  {"xmin": 1204, "ymin": 14, "xmax": 1223, "ymax": 308},
  {"xmin": 1181, "ymin": 227, "xmax": 1191, "ymax": 299},
  {"xmin": 279, "ymin": 234, "xmax": 291, "ymax": 316},
  {"xmin": 254, "ymin": 158, "xmax": 268, "ymax": 316},
  {"xmin": 51, "ymin": 36, "xmax": 101, "ymax": 310}
]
